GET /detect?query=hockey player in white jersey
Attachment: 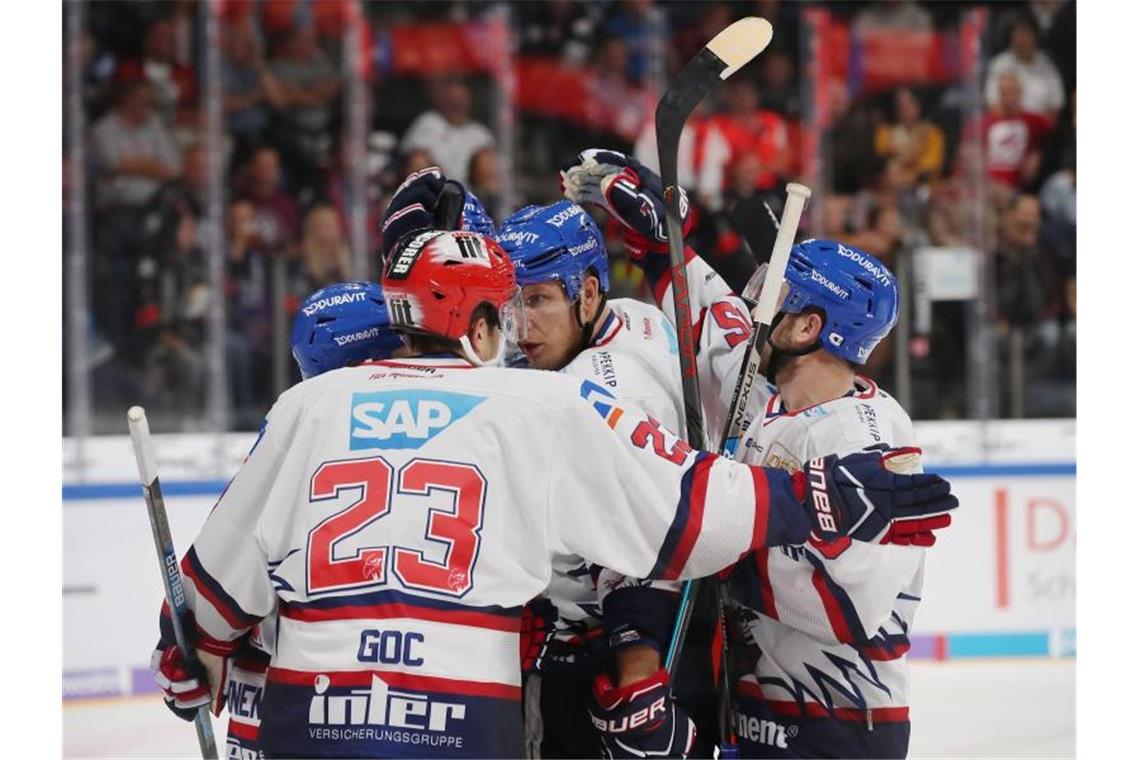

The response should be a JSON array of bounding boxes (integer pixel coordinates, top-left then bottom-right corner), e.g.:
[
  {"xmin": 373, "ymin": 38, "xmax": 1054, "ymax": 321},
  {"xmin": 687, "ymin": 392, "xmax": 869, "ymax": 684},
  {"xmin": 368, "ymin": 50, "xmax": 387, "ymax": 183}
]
[
  {"xmin": 494, "ymin": 199, "xmax": 704, "ymax": 758},
  {"xmin": 564, "ymin": 148, "xmax": 951, "ymax": 757},
  {"xmin": 150, "ymin": 228, "xmax": 957, "ymax": 758}
]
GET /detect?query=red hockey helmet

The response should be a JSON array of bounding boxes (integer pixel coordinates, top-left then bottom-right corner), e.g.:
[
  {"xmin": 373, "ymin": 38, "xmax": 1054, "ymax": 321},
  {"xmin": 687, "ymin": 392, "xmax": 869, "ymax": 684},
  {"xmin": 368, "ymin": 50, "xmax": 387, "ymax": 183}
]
[{"xmin": 381, "ymin": 229, "xmax": 523, "ymax": 343}]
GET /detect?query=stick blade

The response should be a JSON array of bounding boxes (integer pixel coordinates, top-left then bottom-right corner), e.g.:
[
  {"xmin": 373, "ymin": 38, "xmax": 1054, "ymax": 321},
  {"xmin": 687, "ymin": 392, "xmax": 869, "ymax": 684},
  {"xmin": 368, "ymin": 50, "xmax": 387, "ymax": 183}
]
[{"xmin": 707, "ymin": 17, "xmax": 774, "ymax": 79}]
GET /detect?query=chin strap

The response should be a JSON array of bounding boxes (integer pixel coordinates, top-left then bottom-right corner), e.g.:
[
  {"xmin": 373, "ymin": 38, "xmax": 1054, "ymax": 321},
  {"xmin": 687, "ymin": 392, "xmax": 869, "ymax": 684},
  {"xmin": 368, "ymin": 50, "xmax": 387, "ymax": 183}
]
[{"xmin": 459, "ymin": 334, "xmax": 506, "ymax": 367}]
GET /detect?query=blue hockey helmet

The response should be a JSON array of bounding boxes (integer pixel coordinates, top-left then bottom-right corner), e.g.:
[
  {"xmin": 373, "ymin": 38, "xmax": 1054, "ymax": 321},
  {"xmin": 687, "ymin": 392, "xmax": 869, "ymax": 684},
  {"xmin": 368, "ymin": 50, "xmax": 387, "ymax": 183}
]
[
  {"xmin": 461, "ymin": 191, "xmax": 497, "ymax": 237},
  {"xmin": 779, "ymin": 239, "xmax": 899, "ymax": 365},
  {"xmin": 495, "ymin": 200, "xmax": 609, "ymax": 302},
  {"xmin": 291, "ymin": 281, "xmax": 404, "ymax": 379}
]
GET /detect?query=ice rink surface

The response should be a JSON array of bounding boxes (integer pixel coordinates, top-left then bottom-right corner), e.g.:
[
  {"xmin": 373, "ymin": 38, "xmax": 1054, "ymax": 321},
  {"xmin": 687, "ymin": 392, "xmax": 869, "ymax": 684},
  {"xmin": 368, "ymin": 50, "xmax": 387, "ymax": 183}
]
[{"xmin": 63, "ymin": 658, "xmax": 1075, "ymax": 758}]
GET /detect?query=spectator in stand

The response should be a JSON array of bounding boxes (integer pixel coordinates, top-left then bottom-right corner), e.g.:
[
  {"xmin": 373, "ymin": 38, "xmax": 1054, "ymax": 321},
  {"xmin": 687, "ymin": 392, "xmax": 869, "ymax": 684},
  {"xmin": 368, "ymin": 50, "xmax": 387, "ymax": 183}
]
[
  {"xmin": 516, "ymin": 0, "xmax": 601, "ymax": 65},
  {"xmin": 976, "ymin": 72, "xmax": 1052, "ymax": 190},
  {"xmin": 467, "ymin": 147, "xmax": 503, "ymax": 222},
  {"xmin": 298, "ymin": 205, "xmax": 352, "ymax": 291},
  {"xmin": 142, "ymin": 143, "xmax": 207, "ymax": 273},
  {"xmin": 401, "ymin": 76, "xmax": 494, "ymax": 185},
  {"xmin": 874, "ymin": 87, "xmax": 945, "ymax": 187},
  {"xmin": 222, "ymin": 18, "xmax": 284, "ymax": 163},
  {"xmin": 985, "ymin": 13, "xmax": 1065, "ymax": 122},
  {"xmin": 712, "ymin": 78, "xmax": 793, "ymax": 193},
  {"xmin": 91, "ymin": 78, "xmax": 182, "ymax": 210},
  {"xmin": 757, "ymin": 47, "xmax": 800, "ymax": 119},
  {"xmin": 139, "ymin": 192, "xmax": 208, "ymax": 428},
  {"xmin": 601, "ymin": 0, "xmax": 654, "ymax": 83},
  {"xmin": 222, "ymin": 199, "xmax": 267, "ymax": 426},
  {"xmin": 237, "ymin": 146, "xmax": 300, "ymax": 258},
  {"xmin": 268, "ymin": 24, "xmax": 341, "ymax": 189},
  {"xmin": 115, "ymin": 18, "xmax": 197, "ymax": 128},
  {"xmin": 995, "ymin": 194, "xmax": 1055, "ymax": 330},
  {"xmin": 845, "ymin": 157, "xmax": 907, "ymax": 261}
]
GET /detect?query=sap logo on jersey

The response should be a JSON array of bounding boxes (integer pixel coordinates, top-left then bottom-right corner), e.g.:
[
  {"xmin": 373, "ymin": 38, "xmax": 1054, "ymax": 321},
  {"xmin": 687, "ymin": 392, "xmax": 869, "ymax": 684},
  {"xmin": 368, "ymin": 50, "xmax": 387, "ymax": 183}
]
[{"xmin": 349, "ymin": 391, "xmax": 484, "ymax": 450}]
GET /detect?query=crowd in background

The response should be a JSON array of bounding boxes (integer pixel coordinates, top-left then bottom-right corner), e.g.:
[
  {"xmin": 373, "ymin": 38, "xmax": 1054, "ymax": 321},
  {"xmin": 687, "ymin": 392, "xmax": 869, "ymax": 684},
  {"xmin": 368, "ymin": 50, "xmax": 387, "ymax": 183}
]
[{"xmin": 64, "ymin": 0, "xmax": 1077, "ymax": 433}]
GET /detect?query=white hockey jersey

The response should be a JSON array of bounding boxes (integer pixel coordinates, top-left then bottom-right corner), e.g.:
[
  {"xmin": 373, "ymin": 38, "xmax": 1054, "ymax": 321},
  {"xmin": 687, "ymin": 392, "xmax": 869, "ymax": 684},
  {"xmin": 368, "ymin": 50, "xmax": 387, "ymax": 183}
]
[
  {"xmin": 730, "ymin": 379, "xmax": 924, "ymax": 732},
  {"xmin": 652, "ymin": 250, "xmax": 929, "ymax": 751},
  {"xmin": 174, "ymin": 356, "xmax": 813, "ymax": 757}
]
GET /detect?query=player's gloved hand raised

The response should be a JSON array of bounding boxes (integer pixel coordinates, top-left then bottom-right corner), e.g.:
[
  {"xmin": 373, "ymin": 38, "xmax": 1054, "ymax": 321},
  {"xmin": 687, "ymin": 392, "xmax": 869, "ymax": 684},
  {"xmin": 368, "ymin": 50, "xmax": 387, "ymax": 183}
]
[
  {"xmin": 560, "ymin": 148, "xmax": 695, "ymax": 261},
  {"xmin": 150, "ymin": 643, "xmax": 224, "ymax": 721},
  {"xmin": 800, "ymin": 450, "xmax": 957, "ymax": 546},
  {"xmin": 379, "ymin": 167, "xmax": 468, "ymax": 262},
  {"xmin": 590, "ymin": 669, "xmax": 697, "ymax": 759}
]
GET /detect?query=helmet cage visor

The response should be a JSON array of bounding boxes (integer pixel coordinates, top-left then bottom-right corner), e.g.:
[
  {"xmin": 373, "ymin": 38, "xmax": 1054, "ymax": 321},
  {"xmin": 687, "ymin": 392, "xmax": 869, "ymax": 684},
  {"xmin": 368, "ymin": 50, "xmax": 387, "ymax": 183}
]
[{"xmin": 498, "ymin": 286, "xmax": 527, "ymax": 344}]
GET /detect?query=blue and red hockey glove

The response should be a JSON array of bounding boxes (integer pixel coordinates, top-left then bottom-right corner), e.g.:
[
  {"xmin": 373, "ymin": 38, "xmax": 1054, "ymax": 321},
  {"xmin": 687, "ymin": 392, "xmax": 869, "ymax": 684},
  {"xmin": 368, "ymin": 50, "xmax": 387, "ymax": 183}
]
[
  {"xmin": 797, "ymin": 450, "xmax": 956, "ymax": 547},
  {"xmin": 589, "ymin": 668, "xmax": 697, "ymax": 759},
  {"xmin": 560, "ymin": 149, "xmax": 696, "ymax": 262},
  {"xmin": 151, "ymin": 642, "xmax": 225, "ymax": 721}
]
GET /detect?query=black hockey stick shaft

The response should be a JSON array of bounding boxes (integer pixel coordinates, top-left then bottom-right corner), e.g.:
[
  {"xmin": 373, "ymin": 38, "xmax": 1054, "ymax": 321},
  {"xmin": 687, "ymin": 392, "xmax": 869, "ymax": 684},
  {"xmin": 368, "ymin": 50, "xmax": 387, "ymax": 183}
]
[
  {"xmin": 656, "ymin": 16, "xmax": 773, "ymax": 755},
  {"xmin": 128, "ymin": 406, "xmax": 219, "ymax": 759},
  {"xmin": 433, "ymin": 180, "xmax": 467, "ymax": 231}
]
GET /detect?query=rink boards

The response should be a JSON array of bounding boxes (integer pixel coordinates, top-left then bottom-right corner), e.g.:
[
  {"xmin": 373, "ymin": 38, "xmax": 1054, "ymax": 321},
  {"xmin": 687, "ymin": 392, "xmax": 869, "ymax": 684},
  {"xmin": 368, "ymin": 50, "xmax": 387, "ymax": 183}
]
[{"xmin": 62, "ymin": 418, "xmax": 1075, "ymax": 700}]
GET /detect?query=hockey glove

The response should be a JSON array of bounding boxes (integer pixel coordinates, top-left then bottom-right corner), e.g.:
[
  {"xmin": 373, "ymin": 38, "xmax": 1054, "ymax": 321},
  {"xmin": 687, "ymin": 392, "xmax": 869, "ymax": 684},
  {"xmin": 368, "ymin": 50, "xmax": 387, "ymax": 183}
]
[
  {"xmin": 590, "ymin": 669, "xmax": 697, "ymax": 759},
  {"xmin": 560, "ymin": 148, "xmax": 695, "ymax": 261},
  {"xmin": 380, "ymin": 167, "xmax": 470, "ymax": 262},
  {"xmin": 151, "ymin": 642, "xmax": 225, "ymax": 721},
  {"xmin": 800, "ymin": 451, "xmax": 957, "ymax": 545}
]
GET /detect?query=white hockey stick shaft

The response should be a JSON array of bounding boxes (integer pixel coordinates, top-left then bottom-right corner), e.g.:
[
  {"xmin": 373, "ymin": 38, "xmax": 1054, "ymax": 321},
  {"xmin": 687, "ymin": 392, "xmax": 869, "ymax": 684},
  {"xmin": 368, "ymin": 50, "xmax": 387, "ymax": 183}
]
[
  {"xmin": 128, "ymin": 406, "xmax": 219, "ymax": 760},
  {"xmin": 718, "ymin": 183, "xmax": 811, "ymax": 460},
  {"xmin": 753, "ymin": 184, "xmax": 811, "ymax": 325}
]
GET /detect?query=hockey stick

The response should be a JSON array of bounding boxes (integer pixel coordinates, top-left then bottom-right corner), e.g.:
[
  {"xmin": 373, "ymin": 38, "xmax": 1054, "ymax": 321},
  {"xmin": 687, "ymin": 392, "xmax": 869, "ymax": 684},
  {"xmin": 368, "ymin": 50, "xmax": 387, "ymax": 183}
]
[
  {"xmin": 656, "ymin": 16, "xmax": 773, "ymax": 450},
  {"xmin": 656, "ymin": 16, "xmax": 772, "ymax": 756},
  {"xmin": 719, "ymin": 184, "xmax": 812, "ymax": 460},
  {"xmin": 128, "ymin": 406, "xmax": 220, "ymax": 760},
  {"xmin": 729, "ymin": 195, "xmax": 781, "ymax": 269}
]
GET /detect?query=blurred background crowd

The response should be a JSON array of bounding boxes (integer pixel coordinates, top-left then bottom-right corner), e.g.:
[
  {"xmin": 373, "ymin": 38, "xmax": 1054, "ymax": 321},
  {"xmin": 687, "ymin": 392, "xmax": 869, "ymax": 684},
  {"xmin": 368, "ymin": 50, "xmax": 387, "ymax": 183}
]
[{"xmin": 62, "ymin": 0, "xmax": 1076, "ymax": 434}]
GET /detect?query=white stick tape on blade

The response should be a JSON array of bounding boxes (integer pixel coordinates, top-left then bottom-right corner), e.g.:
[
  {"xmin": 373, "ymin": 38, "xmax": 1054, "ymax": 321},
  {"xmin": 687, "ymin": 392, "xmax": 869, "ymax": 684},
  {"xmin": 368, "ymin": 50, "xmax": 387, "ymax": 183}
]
[
  {"xmin": 127, "ymin": 406, "xmax": 158, "ymax": 485},
  {"xmin": 753, "ymin": 183, "xmax": 812, "ymax": 324},
  {"xmin": 707, "ymin": 17, "xmax": 774, "ymax": 79}
]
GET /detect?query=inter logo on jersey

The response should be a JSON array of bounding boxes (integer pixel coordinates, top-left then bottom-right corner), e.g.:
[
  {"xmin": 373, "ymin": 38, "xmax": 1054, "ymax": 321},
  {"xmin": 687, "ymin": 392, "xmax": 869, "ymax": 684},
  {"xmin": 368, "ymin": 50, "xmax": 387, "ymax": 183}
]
[{"xmin": 349, "ymin": 390, "xmax": 485, "ymax": 450}]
